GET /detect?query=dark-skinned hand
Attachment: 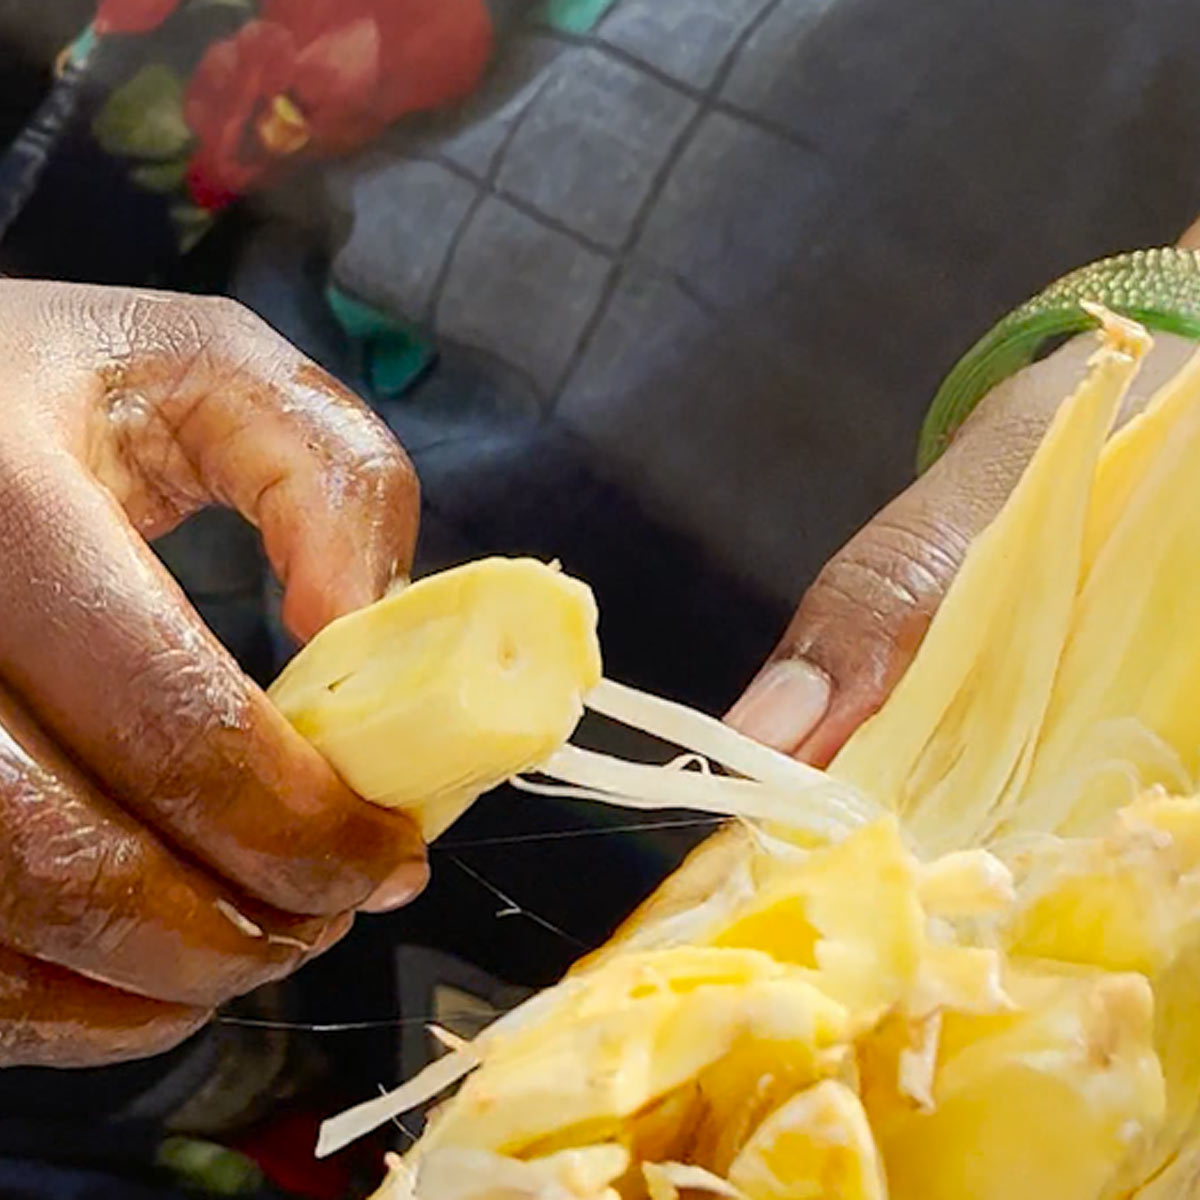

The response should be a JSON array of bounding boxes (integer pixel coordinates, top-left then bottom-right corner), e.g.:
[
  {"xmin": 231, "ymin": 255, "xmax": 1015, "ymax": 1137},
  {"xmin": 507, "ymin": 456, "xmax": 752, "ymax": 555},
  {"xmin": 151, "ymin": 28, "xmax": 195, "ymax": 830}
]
[{"xmin": 0, "ymin": 281, "xmax": 426, "ymax": 1068}]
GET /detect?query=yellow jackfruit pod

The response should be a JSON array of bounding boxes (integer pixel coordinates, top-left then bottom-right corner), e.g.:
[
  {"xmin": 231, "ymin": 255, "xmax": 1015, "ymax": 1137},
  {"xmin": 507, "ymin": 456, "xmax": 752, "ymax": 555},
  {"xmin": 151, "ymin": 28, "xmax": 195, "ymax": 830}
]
[
  {"xmin": 357, "ymin": 811, "xmax": 1182, "ymax": 1200},
  {"xmin": 269, "ymin": 557, "xmax": 601, "ymax": 839},
  {"xmin": 873, "ymin": 964, "xmax": 1165, "ymax": 1200},
  {"xmin": 995, "ymin": 794, "xmax": 1200, "ymax": 1193}
]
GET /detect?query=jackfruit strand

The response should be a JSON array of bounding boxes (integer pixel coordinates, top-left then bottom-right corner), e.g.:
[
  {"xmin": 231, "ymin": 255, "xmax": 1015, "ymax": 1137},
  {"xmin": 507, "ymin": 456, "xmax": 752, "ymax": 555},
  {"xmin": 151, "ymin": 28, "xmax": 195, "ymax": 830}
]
[
  {"xmin": 585, "ymin": 679, "xmax": 834, "ymax": 792},
  {"xmin": 1004, "ymin": 720, "xmax": 1192, "ymax": 844},
  {"xmin": 317, "ymin": 1046, "xmax": 481, "ymax": 1161},
  {"xmin": 830, "ymin": 312, "xmax": 1148, "ymax": 854},
  {"xmin": 1014, "ymin": 358, "xmax": 1200, "ymax": 826},
  {"xmin": 1082, "ymin": 342, "xmax": 1200, "ymax": 573},
  {"xmin": 531, "ymin": 744, "xmax": 878, "ymax": 840}
]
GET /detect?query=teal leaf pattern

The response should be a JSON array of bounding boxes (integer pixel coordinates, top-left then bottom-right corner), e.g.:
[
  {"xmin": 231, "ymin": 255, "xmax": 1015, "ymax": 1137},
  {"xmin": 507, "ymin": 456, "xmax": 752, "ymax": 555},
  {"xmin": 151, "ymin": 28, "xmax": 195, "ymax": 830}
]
[
  {"xmin": 327, "ymin": 285, "xmax": 437, "ymax": 398},
  {"xmin": 535, "ymin": 0, "xmax": 617, "ymax": 34}
]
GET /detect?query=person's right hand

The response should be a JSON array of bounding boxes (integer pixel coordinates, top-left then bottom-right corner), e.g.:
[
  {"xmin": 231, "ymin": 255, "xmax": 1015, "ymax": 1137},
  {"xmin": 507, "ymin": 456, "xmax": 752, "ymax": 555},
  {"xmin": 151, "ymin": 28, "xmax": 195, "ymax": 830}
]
[{"xmin": 0, "ymin": 281, "xmax": 428, "ymax": 1069}]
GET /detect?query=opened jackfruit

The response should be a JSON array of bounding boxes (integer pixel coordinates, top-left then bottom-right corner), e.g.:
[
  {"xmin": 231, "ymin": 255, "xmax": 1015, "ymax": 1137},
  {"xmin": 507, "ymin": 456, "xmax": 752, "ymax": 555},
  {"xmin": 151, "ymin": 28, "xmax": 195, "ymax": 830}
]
[{"xmin": 273, "ymin": 310, "xmax": 1200, "ymax": 1199}]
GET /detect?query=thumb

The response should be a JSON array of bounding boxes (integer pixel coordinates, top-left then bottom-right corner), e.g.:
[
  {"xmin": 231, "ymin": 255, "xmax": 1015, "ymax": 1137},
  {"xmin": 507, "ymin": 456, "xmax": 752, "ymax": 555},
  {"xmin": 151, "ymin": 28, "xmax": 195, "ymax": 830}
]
[{"xmin": 727, "ymin": 329, "xmax": 1198, "ymax": 766}]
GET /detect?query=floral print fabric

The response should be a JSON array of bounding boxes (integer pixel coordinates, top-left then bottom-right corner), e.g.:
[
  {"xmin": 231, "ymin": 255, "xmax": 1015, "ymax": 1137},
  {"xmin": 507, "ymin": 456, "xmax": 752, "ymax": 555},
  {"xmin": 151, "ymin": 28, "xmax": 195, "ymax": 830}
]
[
  {"xmin": 85, "ymin": 0, "xmax": 494, "ymax": 230},
  {"xmin": 10, "ymin": 0, "xmax": 615, "ymax": 256}
]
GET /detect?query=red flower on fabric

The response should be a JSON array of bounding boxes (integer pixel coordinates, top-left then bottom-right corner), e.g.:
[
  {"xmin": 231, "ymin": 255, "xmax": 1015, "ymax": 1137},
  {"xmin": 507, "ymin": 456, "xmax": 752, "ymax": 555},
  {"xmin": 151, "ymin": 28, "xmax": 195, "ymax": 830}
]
[
  {"xmin": 94, "ymin": 0, "xmax": 181, "ymax": 35},
  {"xmin": 183, "ymin": 0, "xmax": 493, "ymax": 208}
]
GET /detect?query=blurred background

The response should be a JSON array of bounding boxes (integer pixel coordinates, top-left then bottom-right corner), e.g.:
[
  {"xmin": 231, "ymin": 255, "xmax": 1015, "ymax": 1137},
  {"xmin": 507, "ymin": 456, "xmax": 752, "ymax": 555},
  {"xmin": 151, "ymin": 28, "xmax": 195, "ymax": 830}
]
[{"xmin": 1, "ymin": 1, "xmax": 1199, "ymax": 1195}]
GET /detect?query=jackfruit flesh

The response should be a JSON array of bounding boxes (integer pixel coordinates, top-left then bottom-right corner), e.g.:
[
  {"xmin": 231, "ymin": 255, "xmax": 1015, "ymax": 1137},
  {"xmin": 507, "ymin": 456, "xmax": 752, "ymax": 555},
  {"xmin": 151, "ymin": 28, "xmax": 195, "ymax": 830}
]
[
  {"xmin": 371, "ymin": 801, "xmax": 1190, "ymax": 1200},
  {"xmin": 726, "ymin": 1080, "xmax": 886, "ymax": 1200},
  {"xmin": 269, "ymin": 557, "xmax": 601, "ymax": 839}
]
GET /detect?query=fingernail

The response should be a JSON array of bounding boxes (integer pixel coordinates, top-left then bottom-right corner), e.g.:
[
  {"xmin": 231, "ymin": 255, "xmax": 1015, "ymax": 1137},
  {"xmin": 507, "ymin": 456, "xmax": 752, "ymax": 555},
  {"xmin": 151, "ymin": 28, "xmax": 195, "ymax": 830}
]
[
  {"xmin": 726, "ymin": 659, "xmax": 832, "ymax": 753},
  {"xmin": 361, "ymin": 858, "xmax": 430, "ymax": 913}
]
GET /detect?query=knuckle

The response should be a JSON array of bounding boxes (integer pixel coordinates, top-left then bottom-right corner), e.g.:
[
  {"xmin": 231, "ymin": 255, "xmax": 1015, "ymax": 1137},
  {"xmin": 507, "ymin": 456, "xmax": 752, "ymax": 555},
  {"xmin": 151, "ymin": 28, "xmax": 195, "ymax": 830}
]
[
  {"xmin": 187, "ymin": 296, "xmax": 281, "ymax": 364},
  {"xmin": 836, "ymin": 535, "xmax": 941, "ymax": 612},
  {"xmin": 796, "ymin": 564, "xmax": 897, "ymax": 655},
  {"xmin": 835, "ymin": 554, "xmax": 924, "ymax": 611},
  {"xmin": 357, "ymin": 445, "xmax": 419, "ymax": 508},
  {"xmin": 789, "ymin": 528, "xmax": 955, "ymax": 677},
  {"xmin": 194, "ymin": 292, "xmax": 248, "ymax": 323},
  {"xmin": 186, "ymin": 292, "xmax": 258, "ymax": 339},
  {"xmin": 867, "ymin": 514, "xmax": 970, "ymax": 582},
  {"xmin": 790, "ymin": 514, "xmax": 967, "ymax": 695},
  {"xmin": 105, "ymin": 292, "xmax": 270, "ymax": 382},
  {"xmin": 110, "ymin": 291, "xmax": 217, "ymax": 366},
  {"xmin": 807, "ymin": 554, "xmax": 913, "ymax": 634},
  {"xmin": 109, "ymin": 642, "xmax": 250, "ymax": 815},
  {"xmin": 0, "ymin": 757, "xmax": 145, "ymax": 962},
  {"xmin": 810, "ymin": 507, "xmax": 971, "ymax": 640}
]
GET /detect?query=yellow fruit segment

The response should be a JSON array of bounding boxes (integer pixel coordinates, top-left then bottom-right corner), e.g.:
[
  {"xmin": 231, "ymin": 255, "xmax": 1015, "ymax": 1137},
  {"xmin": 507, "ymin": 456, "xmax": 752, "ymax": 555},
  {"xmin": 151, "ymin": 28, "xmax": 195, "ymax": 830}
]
[
  {"xmin": 270, "ymin": 557, "xmax": 601, "ymax": 839},
  {"xmin": 875, "ymin": 966, "xmax": 1164, "ymax": 1200},
  {"xmin": 706, "ymin": 819, "xmax": 925, "ymax": 1019},
  {"xmin": 999, "ymin": 795, "xmax": 1200, "ymax": 1193},
  {"xmin": 417, "ymin": 947, "xmax": 848, "ymax": 1159},
  {"xmin": 1001, "ymin": 798, "xmax": 1200, "ymax": 977}
]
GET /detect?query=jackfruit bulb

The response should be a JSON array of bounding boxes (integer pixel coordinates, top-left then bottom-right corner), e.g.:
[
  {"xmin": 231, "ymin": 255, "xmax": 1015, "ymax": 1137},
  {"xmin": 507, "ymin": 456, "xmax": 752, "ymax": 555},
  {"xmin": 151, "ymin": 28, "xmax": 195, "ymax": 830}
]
[{"xmin": 269, "ymin": 557, "xmax": 601, "ymax": 840}]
